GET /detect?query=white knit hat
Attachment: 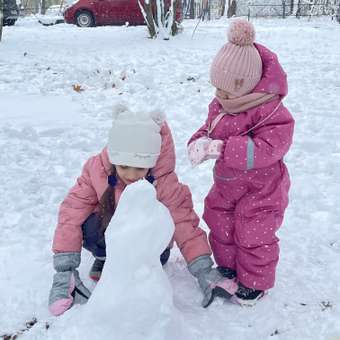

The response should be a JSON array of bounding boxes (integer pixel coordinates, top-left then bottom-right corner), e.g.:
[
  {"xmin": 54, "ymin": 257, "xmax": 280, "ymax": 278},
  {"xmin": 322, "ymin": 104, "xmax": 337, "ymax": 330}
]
[{"xmin": 107, "ymin": 104, "xmax": 164, "ymax": 169}]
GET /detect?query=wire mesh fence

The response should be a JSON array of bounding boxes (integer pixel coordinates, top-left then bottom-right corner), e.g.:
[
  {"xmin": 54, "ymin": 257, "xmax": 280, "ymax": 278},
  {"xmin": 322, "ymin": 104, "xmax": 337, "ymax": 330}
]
[
  {"xmin": 15, "ymin": 0, "xmax": 340, "ymax": 23},
  {"xmin": 245, "ymin": 1, "xmax": 340, "ymax": 18},
  {"xmin": 183, "ymin": 0, "xmax": 340, "ymax": 19}
]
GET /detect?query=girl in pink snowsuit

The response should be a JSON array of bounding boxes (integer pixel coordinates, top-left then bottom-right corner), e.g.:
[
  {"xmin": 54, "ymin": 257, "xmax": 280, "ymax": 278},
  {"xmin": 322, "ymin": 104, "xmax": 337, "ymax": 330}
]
[{"xmin": 188, "ymin": 20, "xmax": 294, "ymax": 305}]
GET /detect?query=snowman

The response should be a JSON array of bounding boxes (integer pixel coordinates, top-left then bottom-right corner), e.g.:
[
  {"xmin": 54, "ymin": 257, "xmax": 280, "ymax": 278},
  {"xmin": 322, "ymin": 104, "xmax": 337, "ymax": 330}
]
[{"xmin": 79, "ymin": 180, "xmax": 179, "ymax": 340}]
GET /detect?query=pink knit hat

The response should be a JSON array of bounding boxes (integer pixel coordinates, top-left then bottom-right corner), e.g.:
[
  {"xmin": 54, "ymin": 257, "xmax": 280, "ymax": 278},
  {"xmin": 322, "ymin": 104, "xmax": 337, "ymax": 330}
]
[{"xmin": 210, "ymin": 19, "xmax": 262, "ymax": 97}]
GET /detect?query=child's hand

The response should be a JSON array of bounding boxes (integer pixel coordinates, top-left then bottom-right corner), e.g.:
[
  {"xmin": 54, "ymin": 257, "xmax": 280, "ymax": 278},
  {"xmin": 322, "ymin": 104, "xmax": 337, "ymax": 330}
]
[
  {"xmin": 188, "ymin": 137, "xmax": 223, "ymax": 167},
  {"xmin": 187, "ymin": 255, "xmax": 237, "ymax": 307}
]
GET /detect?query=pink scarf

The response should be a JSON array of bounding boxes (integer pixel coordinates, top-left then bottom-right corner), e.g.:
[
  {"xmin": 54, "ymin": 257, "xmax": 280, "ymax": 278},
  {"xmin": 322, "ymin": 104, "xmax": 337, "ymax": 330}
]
[
  {"xmin": 216, "ymin": 92, "xmax": 278, "ymax": 115},
  {"xmin": 208, "ymin": 92, "xmax": 280, "ymax": 136}
]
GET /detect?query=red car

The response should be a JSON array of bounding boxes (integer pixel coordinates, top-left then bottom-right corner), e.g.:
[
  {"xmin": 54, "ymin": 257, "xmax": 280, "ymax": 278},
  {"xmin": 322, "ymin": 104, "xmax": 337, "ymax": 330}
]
[{"xmin": 63, "ymin": 0, "xmax": 183, "ymax": 27}]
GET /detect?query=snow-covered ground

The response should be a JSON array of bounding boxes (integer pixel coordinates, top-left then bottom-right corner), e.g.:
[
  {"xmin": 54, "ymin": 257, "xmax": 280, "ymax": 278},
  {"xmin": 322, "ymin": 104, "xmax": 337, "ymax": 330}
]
[{"xmin": 0, "ymin": 16, "xmax": 340, "ymax": 340}]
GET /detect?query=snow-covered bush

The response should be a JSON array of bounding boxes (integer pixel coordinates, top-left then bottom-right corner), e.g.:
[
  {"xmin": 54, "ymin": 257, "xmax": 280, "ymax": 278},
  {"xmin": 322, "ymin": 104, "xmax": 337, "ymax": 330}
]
[{"xmin": 138, "ymin": 0, "xmax": 180, "ymax": 39}]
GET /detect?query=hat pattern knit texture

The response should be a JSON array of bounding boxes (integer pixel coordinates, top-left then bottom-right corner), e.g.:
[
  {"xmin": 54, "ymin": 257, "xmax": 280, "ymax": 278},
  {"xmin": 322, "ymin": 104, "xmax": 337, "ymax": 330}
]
[
  {"xmin": 107, "ymin": 104, "xmax": 164, "ymax": 169},
  {"xmin": 210, "ymin": 19, "xmax": 262, "ymax": 97}
]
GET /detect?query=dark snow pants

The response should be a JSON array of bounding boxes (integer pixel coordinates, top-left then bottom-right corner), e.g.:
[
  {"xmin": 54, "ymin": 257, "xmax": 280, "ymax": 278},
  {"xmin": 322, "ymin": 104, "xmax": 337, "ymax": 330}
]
[{"xmin": 81, "ymin": 213, "xmax": 171, "ymax": 265}]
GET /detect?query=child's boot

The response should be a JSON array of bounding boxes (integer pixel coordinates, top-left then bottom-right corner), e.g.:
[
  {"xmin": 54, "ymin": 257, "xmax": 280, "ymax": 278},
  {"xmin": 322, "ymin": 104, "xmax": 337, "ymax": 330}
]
[
  {"xmin": 89, "ymin": 258, "xmax": 105, "ymax": 282},
  {"xmin": 232, "ymin": 282, "xmax": 265, "ymax": 306},
  {"xmin": 212, "ymin": 266, "xmax": 238, "ymax": 299},
  {"xmin": 160, "ymin": 247, "xmax": 171, "ymax": 266},
  {"xmin": 217, "ymin": 266, "xmax": 237, "ymax": 279}
]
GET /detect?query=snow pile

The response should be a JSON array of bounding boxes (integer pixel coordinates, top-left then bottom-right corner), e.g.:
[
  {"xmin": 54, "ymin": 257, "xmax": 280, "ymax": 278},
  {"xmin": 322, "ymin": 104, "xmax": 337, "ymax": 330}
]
[{"xmin": 55, "ymin": 180, "xmax": 185, "ymax": 340}]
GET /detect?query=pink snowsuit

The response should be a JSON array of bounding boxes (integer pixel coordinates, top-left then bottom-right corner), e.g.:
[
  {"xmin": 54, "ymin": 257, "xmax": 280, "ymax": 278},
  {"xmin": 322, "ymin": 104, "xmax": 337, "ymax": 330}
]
[
  {"xmin": 53, "ymin": 122, "xmax": 211, "ymax": 263},
  {"xmin": 188, "ymin": 44, "xmax": 295, "ymax": 290}
]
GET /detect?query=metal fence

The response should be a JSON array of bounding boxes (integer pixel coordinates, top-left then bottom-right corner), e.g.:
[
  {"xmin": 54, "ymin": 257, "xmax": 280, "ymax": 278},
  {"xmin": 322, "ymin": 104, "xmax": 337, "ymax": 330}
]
[
  {"xmin": 17, "ymin": 0, "xmax": 340, "ymax": 21},
  {"xmin": 183, "ymin": 0, "xmax": 228, "ymax": 19},
  {"xmin": 246, "ymin": 2, "xmax": 340, "ymax": 18},
  {"xmin": 183, "ymin": 0, "xmax": 340, "ymax": 19}
]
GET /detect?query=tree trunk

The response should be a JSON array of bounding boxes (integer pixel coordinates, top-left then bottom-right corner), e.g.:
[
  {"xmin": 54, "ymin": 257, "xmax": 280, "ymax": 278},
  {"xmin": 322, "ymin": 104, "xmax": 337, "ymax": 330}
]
[
  {"xmin": 296, "ymin": 0, "xmax": 302, "ymax": 18},
  {"xmin": 189, "ymin": 0, "xmax": 195, "ymax": 18},
  {"xmin": 41, "ymin": 0, "xmax": 46, "ymax": 14},
  {"xmin": 336, "ymin": 3, "xmax": 340, "ymax": 23},
  {"xmin": 146, "ymin": 2, "xmax": 157, "ymax": 38},
  {"xmin": 170, "ymin": 0, "xmax": 178, "ymax": 35},
  {"xmin": 0, "ymin": 0, "xmax": 3, "ymax": 42},
  {"xmin": 220, "ymin": 0, "xmax": 226, "ymax": 16},
  {"xmin": 138, "ymin": 0, "xmax": 179, "ymax": 39},
  {"xmin": 202, "ymin": 0, "xmax": 208, "ymax": 20},
  {"xmin": 138, "ymin": 0, "xmax": 157, "ymax": 38},
  {"xmin": 34, "ymin": 0, "xmax": 39, "ymax": 13},
  {"xmin": 227, "ymin": 0, "xmax": 236, "ymax": 17}
]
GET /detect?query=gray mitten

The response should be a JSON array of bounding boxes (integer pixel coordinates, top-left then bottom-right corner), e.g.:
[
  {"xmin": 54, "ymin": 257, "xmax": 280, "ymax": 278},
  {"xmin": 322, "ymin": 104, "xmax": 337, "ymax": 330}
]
[
  {"xmin": 48, "ymin": 252, "xmax": 91, "ymax": 316},
  {"xmin": 188, "ymin": 255, "xmax": 236, "ymax": 308}
]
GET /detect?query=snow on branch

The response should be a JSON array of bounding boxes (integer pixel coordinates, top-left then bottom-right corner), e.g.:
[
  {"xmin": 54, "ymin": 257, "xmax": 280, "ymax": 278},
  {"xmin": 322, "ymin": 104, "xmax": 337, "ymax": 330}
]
[{"xmin": 138, "ymin": 0, "xmax": 180, "ymax": 39}]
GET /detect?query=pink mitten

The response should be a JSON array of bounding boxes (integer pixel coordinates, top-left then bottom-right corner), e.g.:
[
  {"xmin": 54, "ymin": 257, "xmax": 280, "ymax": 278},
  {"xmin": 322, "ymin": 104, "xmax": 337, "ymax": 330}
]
[
  {"xmin": 188, "ymin": 137, "xmax": 210, "ymax": 167},
  {"xmin": 188, "ymin": 137, "xmax": 223, "ymax": 167},
  {"xmin": 206, "ymin": 139, "xmax": 223, "ymax": 160}
]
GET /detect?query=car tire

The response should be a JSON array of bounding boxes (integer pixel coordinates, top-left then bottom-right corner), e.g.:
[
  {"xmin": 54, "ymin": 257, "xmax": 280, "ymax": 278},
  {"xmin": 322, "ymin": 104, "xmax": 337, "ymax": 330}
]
[
  {"xmin": 4, "ymin": 19, "xmax": 16, "ymax": 26},
  {"xmin": 75, "ymin": 10, "xmax": 94, "ymax": 27}
]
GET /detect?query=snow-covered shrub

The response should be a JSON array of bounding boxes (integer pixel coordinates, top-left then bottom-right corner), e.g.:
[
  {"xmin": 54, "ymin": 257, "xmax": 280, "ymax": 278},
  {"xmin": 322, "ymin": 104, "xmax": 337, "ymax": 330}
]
[{"xmin": 138, "ymin": 0, "xmax": 180, "ymax": 39}]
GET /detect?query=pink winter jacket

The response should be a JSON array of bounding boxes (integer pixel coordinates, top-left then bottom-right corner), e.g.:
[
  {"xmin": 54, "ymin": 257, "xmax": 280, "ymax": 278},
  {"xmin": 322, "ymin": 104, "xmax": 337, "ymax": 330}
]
[
  {"xmin": 52, "ymin": 122, "xmax": 211, "ymax": 263},
  {"xmin": 189, "ymin": 43, "xmax": 294, "ymax": 180}
]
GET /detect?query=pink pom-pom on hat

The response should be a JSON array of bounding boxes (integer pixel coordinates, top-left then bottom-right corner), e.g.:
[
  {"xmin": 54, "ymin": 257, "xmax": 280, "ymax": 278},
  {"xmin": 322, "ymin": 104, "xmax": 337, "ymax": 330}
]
[
  {"xmin": 227, "ymin": 19, "xmax": 256, "ymax": 46},
  {"xmin": 210, "ymin": 19, "xmax": 262, "ymax": 97}
]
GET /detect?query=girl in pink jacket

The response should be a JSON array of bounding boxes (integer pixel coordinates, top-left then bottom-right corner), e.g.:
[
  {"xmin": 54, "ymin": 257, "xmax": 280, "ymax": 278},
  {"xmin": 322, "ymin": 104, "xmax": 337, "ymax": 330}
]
[
  {"xmin": 188, "ymin": 20, "xmax": 294, "ymax": 306},
  {"xmin": 48, "ymin": 105, "xmax": 234, "ymax": 316}
]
